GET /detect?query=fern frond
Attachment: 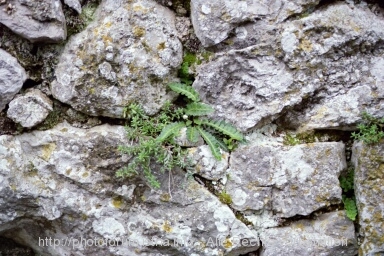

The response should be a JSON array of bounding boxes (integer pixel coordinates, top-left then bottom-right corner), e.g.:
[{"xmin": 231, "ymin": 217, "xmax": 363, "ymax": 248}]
[
  {"xmin": 343, "ymin": 197, "xmax": 357, "ymax": 221},
  {"xmin": 185, "ymin": 102, "xmax": 214, "ymax": 116},
  {"xmin": 156, "ymin": 122, "xmax": 185, "ymax": 142},
  {"xmin": 187, "ymin": 126, "xmax": 199, "ymax": 143},
  {"xmin": 197, "ymin": 127, "xmax": 222, "ymax": 160},
  {"xmin": 168, "ymin": 83, "xmax": 199, "ymax": 102},
  {"xmin": 200, "ymin": 119, "xmax": 244, "ymax": 141}
]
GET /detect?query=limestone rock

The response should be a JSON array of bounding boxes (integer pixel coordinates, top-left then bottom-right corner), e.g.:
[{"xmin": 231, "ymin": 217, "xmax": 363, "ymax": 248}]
[
  {"xmin": 226, "ymin": 141, "xmax": 346, "ymax": 221},
  {"xmin": 0, "ymin": 0, "xmax": 66, "ymax": 43},
  {"xmin": 194, "ymin": 2, "xmax": 384, "ymax": 131},
  {"xmin": 190, "ymin": 0, "xmax": 319, "ymax": 47},
  {"xmin": 352, "ymin": 141, "xmax": 384, "ymax": 255},
  {"xmin": 259, "ymin": 211, "xmax": 358, "ymax": 256},
  {"xmin": 0, "ymin": 122, "xmax": 258, "ymax": 256},
  {"xmin": 51, "ymin": 0, "xmax": 183, "ymax": 118},
  {"xmin": 64, "ymin": 0, "xmax": 81, "ymax": 14},
  {"xmin": 193, "ymin": 49, "xmax": 297, "ymax": 131},
  {"xmin": 0, "ymin": 49, "xmax": 27, "ymax": 111},
  {"xmin": 7, "ymin": 89, "xmax": 53, "ymax": 128},
  {"xmin": 277, "ymin": 3, "xmax": 384, "ymax": 131},
  {"xmin": 188, "ymin": 145, "xmax": 229, "ymax": 181}
]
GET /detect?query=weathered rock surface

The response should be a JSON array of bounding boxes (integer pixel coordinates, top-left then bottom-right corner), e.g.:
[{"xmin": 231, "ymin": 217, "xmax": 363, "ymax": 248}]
[
  {"xmin": 0, "ymin": 49, "xmax": 27, "ymax": 111},
  {"xmin": 190, "ymin": 0, "xmax": 320, "ymax": 47},
  {"xmin": 277, "ymin": 3, "xmax": 384, "ymax": 131},
  {"xmin": 7, "ymin": 89, "xmax": 53, "ymax": 128},
  {"xmin": 188, "ymin": 145, "xmax": 229, "ymax": 181},
  {"xmin": 0, "ymin": 122, "xmax": 258, "ymax": 256},
  {"xmin": 225, "ymin": 140, "xmax": 346, "ymax": 222},
  {"xmin": 259, "ymin": 211, "xmax": 358, "ymax": 256},
  {"xmin": 0, "ymin": 0, "xmax": 66, "ymax": 43},
  {"xmin": 51, "ymin": 0, "xmax": 183, "ymax": 118},
  {"xmin": 193, "ymin": 2, "xmax": 384, "ymax": 131},
  {"xmin": 352, "ymin": 141, "xmax": 384, "ymax": 256},
  {"xmin": 193, "ymin": 49, "xmax": 296, "ymax": 131},
  {"xmin": 64, "ymin": 0, "xmax": 82, "ymax": 14}
]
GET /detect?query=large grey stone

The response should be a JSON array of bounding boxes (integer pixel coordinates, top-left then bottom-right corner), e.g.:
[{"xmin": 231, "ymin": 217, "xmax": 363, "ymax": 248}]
[
  {"xmin": 0, "ymin": 0, "xmax": 66, "ymax": 43},
  {"xmin": 51, "ymin": 0, "xmax": 183, "ymax": 118},
  {"xmin": 225, "ymin": 140, "xmax": 346, "ymax": 223},
  {"xmin": 277, "ymin": 3, "xmax": 384, "ymax": 131},
  {"xmin": 0, "ymin": 122, "xmax": 259, "ymax": 256},
  {"xmin": 7, "ymin": 89, "xmax": 53, "ymax": 128},
  {"xmin": 194, "ymin": 2, "xmax": 384, "ymax": 132},
  {"xmin": 259, "ymin": 211, "xmax": 358, "ymax": 256},
  {"xmin": 190, "ymin": 0, "xmax": 320, "ymax": 47},
  {"xmin": 193, "ymin": 49, "xmax": 298, "ymax": 131},
  {"xmin": 352, "ymin": 141, "xmax": 384, "ymax": 256},
  {"xmin": 0, "ymin": 49, "xmax": 27, "ymax": 111}
]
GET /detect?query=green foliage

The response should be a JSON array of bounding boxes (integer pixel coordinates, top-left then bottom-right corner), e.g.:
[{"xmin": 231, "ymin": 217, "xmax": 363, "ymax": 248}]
[
  {"xmin": 65, "ymin": 1, "xmax": 100, "ymax": 36},
  {"xmin": 218, "ymin": 191, "xmax": 232, "ymax": 205},
  {"xmin": 157, "ymin": 122, "xmax": 185, "ymax": 142},
  {"xmin": 200, "ymin": 119, "xmax": 244, "ymax": 141},
  {"xmin": 186, "ymin": 127, "xmax": 199, "ymax": 143},
  {"xmin": 162, "ymin": 82, "xmax": 244, "ymax": 160},
  {"xmin": 283, "ymin": 133, "xmax": 301, "ymax": 146},
  {"xmin": 339, "ymin": 168, "xmax": 354, "ymax": 192},
  {"xmin": 185, "ymin": 102, "xmax": 214, "ymax": 116},
  {"xmin": 117, "ymin": 103, "xmax": 187, "ymax": 189},
  {"xmin": 339, "ymin": 168, "xmax": 358, "ymax": 221},
  {"xmin": 343, "ymin": 197, "xmax": 358, "ymax": 221},
  {"xmin": 351, "ymin": 112, "xmax": 384, "ymax": 144},
  {"xmin": 118, "ymin": 82, "xmax": 244, "ymax": 188},
  {"xmin": 178, "ymin": 52, "xmax": 198, "ymax": 80},
  {"xmin": 168, "ymin": 83, "xmax": 199, "ymax": 102},
  {"xmin": 197, "ymin": 127, "xmax": 223, "ymax": 160}
]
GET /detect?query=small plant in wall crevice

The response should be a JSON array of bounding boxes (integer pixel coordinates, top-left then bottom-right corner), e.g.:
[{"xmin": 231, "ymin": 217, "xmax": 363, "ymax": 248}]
[{"xmin": 117, "ymin": 82, "xmax": 244, "ymax": 189}]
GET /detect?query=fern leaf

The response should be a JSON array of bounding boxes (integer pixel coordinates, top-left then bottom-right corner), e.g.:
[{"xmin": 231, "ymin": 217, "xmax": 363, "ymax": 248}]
[
  {"xmin": 157, "ymin": 122, "xmax": 185, "ymax": 142},
  {"xmin": 197, "ymin": 127, "xmax": 222, "ymax": 160},
  {"xmin": 187, "ymin": 127, "xmax": 199, "ymax": 143},
  {"xmin": 343, "ymin": 197, "xmax": 357, "ymax": 221},
  {"xmin": 200, "ymin": 119, "xmax": 244, "ymax": 141},
  {"xmin": 185, "ymin": 102, "xmax": 214, "ymax": 116},
  {"xmin": 168, "ymin": 83, "xmax": 199, "ymax": 102}
]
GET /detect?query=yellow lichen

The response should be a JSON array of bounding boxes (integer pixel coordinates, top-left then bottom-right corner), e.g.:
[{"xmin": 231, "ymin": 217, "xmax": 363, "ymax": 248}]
[
  {"xmin": 133, "ymin": 26, "xmax": 146, "ymax": 37},
  {"xmin": 42, "ymin": 143, "xmax": 56, "ymax": 161},
  {"xmin": 112, "ymin": 196, "xmax": 124, "ymax": 208},
  {"xmin": 299, "ymin": 39, "xmax": 313, "ymax": 52},
  {"xmin": 223, "ymin": 238, "xmax": 233, "ymax": 249},
  {"xmin": 162, "ymin": 221, "xmax": 173, "ymax": 233}
]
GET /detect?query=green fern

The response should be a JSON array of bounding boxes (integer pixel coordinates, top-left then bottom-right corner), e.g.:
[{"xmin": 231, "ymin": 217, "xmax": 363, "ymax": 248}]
[
  {"xmin": 168, "ymin": 83, "xmax": 199, "ymax": 102},
  {"xmin": 185, "ymin": 102, "xmax": 214, "ymax": 116},
  {"xmin": 187, "ymin": 126, "xmax": 199, "ymax": 143},
  {"xmin": 200, "ymin": 119, "xmax": 244, "ymax": 141},
  {"xmin": 343, "ymin": 197, "xmax": 357, "ymax": 221},
  {"xmin": 157, "ymin": 122, "xmax": 185, "ymax": 142},
  {"xmin": 196, "ymin": 127, "xmax": 222, "ymax": 160}
]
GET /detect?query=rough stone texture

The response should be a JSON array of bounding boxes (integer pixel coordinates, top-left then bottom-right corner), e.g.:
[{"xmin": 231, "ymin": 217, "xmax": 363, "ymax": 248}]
[
  {"xmin": 64, "ymin": 0, "xmax": 82, "ymax": 14},
  {"xmin": 352, "ymin": 141, "xmax": 384, "ymax": 256},
  {"xmin": 193, "ymin": 49, "xmax": 296, "ymax": 131},
  {"xmin": 0, "ymin": 48, "xmax": 27, "ymax": 112},
  {"xmin": 0, "ymin": 122, "xmax": 258, "ymax": 256},
  {"xmin": 190, "ymin": 0, "xmax": 320, "ymax": 47},
  {"xmin": 259, "ymin": 211, "xmax": 358, "ymax": 256},
  {"xmin": 7, "ymin": 89, "xmax": 53, "ymax": 128},
  {"xmin": 277, "ymin": 3, "xmax": 384, "ymax": 131},
  {"xmin": 51, "ymin": 0, "xmax": 183, "ymax": 118},
  {"xmin": 0, "ymin": 0, "xmax": 66, "ymax": 43},
  {"xmin": 188, "ymin": 145, "xmax": 229, "ymax": 181},
  {"xmin": 193, "ymin": 2, "xmax": 384, "ymax": 131},
  {"xmin": 225, "ymin": 140, "xmax": 346, "ymax": 223}
]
